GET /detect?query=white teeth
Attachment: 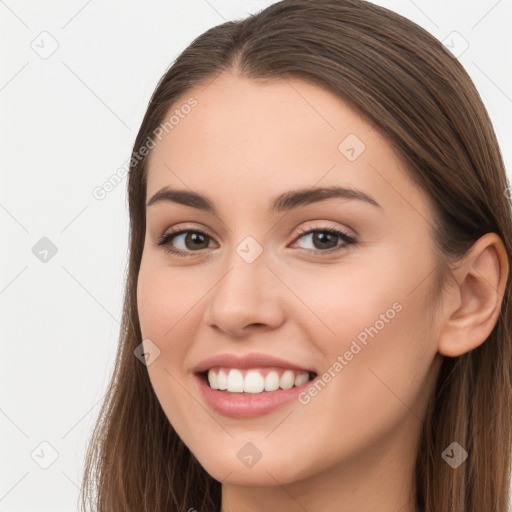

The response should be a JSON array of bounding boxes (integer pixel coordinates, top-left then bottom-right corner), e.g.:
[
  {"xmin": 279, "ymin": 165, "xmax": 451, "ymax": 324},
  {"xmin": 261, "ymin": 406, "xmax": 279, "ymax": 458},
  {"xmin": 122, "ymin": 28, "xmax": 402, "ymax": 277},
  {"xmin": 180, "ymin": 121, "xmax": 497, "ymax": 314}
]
[
  {"xmin": 217, "ymin": 369, "xmax": 228, "ymax": 390},
  {"xmin": 294, "ymin": 372, "xmax": 309, "ymax": 386},
  {"xmin": 206, "ymin": 368, "xmax": 312, "ymax": 393},
  {"xmin": 244, "ymin": 370, "xmax": 265, "ymax": 393},
  {"xmin": 279, "ymin": 370, "xmax": 295, "ymax": 390},
  {"xmin": 264, "ymin": 371, "xmax": 280, "ymax": 391},
  {"xmin": 207, "ymin": 370, "xmax": 218, "ymax": 389},
  {"xmin": 227, "ymin": 369, "xmax": 244, "ymax": 392}
]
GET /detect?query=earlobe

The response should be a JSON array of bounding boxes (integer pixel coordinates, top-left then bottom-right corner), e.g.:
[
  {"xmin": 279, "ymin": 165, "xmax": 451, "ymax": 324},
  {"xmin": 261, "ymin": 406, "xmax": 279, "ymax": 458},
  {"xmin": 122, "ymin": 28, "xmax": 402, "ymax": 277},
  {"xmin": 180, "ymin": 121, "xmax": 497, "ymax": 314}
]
[{"xmin": 437, "ymin": 232, "xmax": 509, "ymax": 358}]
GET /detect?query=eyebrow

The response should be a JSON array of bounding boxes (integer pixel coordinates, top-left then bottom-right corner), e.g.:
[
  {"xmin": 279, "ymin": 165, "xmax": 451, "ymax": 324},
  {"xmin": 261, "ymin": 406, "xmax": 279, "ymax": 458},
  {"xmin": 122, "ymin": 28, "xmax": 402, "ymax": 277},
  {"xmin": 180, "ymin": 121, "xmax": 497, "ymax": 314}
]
[{"xmin": 146, "ymin": 185, "xmax": 382, "ymax": 213}]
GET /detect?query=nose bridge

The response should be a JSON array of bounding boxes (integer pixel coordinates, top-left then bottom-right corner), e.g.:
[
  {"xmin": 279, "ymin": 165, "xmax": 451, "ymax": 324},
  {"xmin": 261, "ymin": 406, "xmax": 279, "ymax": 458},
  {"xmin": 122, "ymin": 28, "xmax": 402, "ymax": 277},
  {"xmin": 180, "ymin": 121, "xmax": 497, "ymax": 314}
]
[
  {"xmin": 216, "ymin": 237, "xmax": 272, "ymax": 306},
  {"xmin": 205, "ymin": 235, "xmax": 284, "ymax": 333}
]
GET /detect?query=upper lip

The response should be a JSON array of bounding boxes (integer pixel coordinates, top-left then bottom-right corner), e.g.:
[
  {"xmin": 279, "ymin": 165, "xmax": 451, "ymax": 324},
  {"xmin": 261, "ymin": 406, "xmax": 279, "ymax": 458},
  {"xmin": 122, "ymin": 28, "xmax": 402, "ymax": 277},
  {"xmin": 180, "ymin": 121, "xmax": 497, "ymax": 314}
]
[{"xmin": 193, "ymin": 352, "xmax": 316, "ymax": 374}]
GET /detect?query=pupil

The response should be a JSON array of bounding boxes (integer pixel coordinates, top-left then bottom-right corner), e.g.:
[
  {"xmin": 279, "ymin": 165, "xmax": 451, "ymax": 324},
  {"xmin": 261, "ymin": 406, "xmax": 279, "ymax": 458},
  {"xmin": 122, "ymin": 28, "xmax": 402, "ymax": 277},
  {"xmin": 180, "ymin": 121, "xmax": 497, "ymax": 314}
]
[
  {"xmin": 314, "ymin": 232, "xmax": 337, "ymax": 249},
  {"xmin": 187, "ymin": 232, "xmax": 208, "ymax": 250}
]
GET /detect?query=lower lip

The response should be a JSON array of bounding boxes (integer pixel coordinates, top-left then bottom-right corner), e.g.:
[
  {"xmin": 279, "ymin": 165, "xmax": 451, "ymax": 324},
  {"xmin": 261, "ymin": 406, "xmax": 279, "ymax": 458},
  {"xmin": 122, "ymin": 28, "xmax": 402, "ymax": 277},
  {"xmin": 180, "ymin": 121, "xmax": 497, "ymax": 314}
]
[{"xmin": 194, "ymin": 373, "xmax": 315, "ymax": 419}]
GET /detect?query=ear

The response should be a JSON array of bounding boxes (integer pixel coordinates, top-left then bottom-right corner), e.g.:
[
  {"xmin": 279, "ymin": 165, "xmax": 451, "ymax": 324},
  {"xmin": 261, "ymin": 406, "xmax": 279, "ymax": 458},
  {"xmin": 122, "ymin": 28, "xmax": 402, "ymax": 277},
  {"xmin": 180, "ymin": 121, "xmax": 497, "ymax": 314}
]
[{"xmin": 437, "ymin": 232, "xmax": 509, "ymax": 357}]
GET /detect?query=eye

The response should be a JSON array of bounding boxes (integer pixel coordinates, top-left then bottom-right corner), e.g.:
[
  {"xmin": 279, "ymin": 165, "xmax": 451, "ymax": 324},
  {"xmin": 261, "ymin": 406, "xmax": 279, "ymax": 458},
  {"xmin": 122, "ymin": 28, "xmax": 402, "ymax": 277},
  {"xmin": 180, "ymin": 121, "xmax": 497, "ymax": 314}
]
[
  {"xmin": 154, "ymin": 228, "xmax": 216, "ymax": 257},
  {"xmin": 154, "ymin": 223, "xmax": 358, "ymax": 257},
  {"xmin": 290, "ymin": 224, "xmax": 357, "ymax": 255}
]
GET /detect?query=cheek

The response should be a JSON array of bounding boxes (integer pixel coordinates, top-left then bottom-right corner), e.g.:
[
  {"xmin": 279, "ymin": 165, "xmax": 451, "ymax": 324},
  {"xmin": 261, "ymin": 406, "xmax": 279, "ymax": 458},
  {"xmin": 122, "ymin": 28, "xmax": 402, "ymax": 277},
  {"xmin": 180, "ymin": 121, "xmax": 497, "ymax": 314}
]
[
  {"xmin": 281, "ymin": 256, "xmax": 410, "ymax": 350},
  {"xmin": 137, "ymin": 260, "xmax": 199, "ymax": 345},
  {"xmin": 281, "ymin": 262, "xmax": 437, "ymax": 469},
  {"xmin": 136, "ymin": 263, "xmax": 199, "ymax": 421},
  {"xmin": 287, "ymin": 249, "xmax": 438, "ymax": 401},
  {"xmin": 136, "ymin": 262, "xmax": 202, "ymax": 430}
]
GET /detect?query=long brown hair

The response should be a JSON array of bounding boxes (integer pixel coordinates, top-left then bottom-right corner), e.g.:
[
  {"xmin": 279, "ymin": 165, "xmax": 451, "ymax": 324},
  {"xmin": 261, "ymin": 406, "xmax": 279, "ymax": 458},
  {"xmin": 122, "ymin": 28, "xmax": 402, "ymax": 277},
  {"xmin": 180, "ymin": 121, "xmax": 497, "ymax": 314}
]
[{"xmin": 80, "ymin": 1, "xmax": 512, "ymax": 510}]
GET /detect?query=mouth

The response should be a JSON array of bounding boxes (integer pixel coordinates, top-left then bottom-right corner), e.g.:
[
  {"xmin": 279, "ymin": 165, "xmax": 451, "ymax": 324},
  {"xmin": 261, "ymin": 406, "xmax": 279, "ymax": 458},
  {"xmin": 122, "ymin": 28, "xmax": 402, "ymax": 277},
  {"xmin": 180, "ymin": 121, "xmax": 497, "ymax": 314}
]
[{"xmin": 197, "ymin": 367, "xmax": 318, "ymax": 395}]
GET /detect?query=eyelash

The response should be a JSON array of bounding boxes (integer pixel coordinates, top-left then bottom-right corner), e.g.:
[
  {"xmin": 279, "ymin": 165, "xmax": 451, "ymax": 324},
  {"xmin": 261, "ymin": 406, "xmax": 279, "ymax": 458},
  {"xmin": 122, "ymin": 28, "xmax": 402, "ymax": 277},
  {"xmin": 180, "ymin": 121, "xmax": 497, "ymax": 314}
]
[{"xmin": 153, "ymin": 224, "xmax": 358, "ymax": 258}]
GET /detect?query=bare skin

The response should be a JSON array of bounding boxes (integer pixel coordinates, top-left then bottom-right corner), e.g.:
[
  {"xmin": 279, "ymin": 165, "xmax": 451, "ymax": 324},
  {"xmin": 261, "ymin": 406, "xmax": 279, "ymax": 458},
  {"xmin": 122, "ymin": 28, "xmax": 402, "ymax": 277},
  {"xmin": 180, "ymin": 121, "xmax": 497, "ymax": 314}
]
[{"xmin": 136, "ymin": 71, "xmax": 508, "ymax": 512}]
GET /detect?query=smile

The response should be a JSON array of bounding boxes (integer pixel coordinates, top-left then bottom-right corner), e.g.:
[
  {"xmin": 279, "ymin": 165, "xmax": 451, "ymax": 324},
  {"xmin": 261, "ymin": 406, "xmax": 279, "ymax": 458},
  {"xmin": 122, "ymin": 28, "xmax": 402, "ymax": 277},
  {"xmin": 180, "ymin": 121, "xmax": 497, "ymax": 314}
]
[{"xmin": 204, "ymin": 367, "xmax": 317, "ymax": 394}]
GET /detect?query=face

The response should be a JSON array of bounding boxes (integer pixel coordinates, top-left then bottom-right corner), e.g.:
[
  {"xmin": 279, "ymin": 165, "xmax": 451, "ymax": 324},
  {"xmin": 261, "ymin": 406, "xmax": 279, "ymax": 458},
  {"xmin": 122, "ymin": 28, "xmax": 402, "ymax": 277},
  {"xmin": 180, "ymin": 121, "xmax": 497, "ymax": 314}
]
[{"xmin": 137, "ymin": 72, "xmax": 444, "ymax": 491}]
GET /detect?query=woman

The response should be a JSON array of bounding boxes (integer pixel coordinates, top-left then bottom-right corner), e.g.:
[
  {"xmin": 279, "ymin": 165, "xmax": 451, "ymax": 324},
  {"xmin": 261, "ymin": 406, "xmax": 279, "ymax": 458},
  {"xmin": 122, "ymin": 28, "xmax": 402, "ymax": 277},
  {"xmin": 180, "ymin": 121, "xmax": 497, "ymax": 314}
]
[{"xmin": 80, "ymin": 1, "xmax": 512, "ymax": 510}]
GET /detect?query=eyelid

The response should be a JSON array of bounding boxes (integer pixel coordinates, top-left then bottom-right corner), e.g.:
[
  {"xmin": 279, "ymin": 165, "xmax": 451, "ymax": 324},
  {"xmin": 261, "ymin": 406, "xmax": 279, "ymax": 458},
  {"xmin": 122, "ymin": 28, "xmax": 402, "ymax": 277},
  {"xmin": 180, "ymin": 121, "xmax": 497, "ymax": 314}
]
[
  {"xmin": 158, "ymin": 222, "xmax": 216, "ymax": 240},
  {"xmin": 157, "ymin": 220, "xmax": 354, "ymax": 240},
  {"xmin": 293, "ymin": 221, "xmax": 356, "ymax": 240}
]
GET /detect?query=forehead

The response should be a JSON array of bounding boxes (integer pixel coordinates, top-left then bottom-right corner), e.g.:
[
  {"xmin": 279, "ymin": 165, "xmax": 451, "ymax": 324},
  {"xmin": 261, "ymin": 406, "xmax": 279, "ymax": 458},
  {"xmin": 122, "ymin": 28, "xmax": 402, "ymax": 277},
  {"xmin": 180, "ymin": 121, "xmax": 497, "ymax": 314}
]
[{"xmin": 145, "ymin": 72, "xmax": 431, "ymax": 222}]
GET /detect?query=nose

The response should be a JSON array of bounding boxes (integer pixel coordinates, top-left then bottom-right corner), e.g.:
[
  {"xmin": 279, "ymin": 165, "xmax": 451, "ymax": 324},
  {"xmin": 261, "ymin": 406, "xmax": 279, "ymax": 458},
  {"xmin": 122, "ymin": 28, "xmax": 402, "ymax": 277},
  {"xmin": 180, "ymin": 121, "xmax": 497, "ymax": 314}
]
[{"xmin": 204, "ymin": 249, "xmax": 286, "ymax": 338}]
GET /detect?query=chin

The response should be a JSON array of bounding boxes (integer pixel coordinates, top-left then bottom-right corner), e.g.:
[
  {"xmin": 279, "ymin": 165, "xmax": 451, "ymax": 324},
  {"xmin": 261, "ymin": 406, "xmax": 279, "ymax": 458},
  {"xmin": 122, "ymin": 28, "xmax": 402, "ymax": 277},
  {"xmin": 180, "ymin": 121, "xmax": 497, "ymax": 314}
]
[{"xmin": 196, "ymin": 447, "xmax": 311, "ymax": 488}]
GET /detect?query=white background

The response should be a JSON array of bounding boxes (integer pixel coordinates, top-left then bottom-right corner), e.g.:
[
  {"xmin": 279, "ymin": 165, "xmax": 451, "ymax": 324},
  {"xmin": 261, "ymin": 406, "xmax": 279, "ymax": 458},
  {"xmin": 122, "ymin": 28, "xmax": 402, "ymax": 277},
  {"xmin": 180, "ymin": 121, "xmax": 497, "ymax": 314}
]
[{"xmin": 1, "ymin": 0, "xmax": 511, "ymax": 510}]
